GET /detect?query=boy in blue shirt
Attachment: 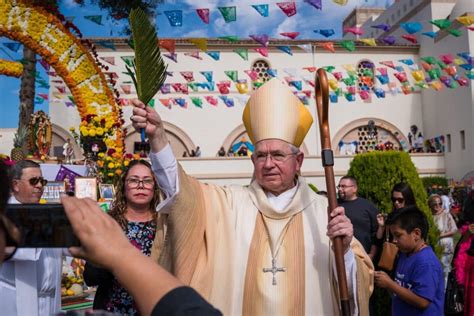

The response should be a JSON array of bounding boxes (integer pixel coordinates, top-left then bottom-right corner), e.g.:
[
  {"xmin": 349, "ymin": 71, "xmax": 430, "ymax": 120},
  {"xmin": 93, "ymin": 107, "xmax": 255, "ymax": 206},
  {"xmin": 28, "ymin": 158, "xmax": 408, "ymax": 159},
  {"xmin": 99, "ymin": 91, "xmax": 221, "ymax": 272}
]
[{"xmin": 374, "ymin": 206, "xmax": 444, "ymax": 315}]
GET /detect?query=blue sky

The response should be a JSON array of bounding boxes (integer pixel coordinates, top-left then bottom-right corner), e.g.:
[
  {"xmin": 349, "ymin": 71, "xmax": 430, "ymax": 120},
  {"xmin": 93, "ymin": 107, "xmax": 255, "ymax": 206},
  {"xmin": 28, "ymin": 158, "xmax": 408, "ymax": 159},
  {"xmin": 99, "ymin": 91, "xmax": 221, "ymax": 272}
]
[{"xmin": 0, "ymin": 0, "xmax": 391, "ymax": 128}]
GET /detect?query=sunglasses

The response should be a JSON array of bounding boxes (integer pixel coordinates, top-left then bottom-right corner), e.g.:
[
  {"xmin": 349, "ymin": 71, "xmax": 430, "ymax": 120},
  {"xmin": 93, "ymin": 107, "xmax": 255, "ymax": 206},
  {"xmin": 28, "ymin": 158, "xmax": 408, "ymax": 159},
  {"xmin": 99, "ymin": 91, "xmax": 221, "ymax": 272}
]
[
  {"xmin": 430, "ymin": 202, "xmax": 443, "ymax": 207},
  {"xmin": 0, "ymin": 213, "xmax": 19, "ymax": 261},
  {"xmin": 391, "ymin": 197, "xmax": 405, "ymax": 204},
  {"xmin": 20, "ymin": 177, "xmax": 48, "ymax": 186}
]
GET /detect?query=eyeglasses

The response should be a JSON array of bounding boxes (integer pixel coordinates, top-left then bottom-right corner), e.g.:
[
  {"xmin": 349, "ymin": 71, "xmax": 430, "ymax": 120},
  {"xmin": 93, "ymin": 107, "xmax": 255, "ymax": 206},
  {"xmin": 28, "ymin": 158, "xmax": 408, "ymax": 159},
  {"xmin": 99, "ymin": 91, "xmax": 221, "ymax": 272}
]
[
  {"xmin": 18, "ymin": 177, "xmax": 48, "ymax": 186},
  {"xmin": 391, "ymin": 197, "xmax": 405, "ymax": 204},
  {"xmin": 253, "ymin": 151, "xmax": 297, "ymax": 163},
  {"xmin": 0, "ymin": 213, "xmax": 19, "ymax": 262},
  {"xmin": 337, "ymin": 184, "xmax": 355, "ymax": 189},
  {"xmin": 126, "ymin": 178, "xmax": 155, "ymax": 189}
]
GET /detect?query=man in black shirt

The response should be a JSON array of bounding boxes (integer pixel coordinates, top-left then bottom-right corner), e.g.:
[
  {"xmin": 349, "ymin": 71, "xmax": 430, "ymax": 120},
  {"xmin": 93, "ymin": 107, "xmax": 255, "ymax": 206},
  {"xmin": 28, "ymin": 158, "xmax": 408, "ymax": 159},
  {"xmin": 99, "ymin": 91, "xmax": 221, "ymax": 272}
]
[{"xmin": 338, "ymin": 176, "xmax": 379, "ymax": 261}]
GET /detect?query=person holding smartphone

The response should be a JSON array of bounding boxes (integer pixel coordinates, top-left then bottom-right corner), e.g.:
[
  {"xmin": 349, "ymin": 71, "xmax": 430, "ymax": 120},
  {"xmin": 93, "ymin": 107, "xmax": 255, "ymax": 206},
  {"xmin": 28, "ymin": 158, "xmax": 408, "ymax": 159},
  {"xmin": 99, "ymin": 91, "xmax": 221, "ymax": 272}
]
[
  {"xmin": 0, "ymin": 161, "xmax": 221, "ymax": 315},
  {"xmin": 0, "ymin": 160, "xmax": 64, "ymax": 316}
]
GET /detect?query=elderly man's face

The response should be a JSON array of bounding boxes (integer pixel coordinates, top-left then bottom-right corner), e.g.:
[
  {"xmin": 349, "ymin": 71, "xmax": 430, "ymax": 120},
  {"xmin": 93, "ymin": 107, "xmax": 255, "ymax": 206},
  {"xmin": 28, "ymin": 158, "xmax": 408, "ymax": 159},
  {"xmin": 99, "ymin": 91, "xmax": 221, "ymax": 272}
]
[
  {"xmin": 251, "ymin": 139, "xmax": 303, "ymax": 196},
  {"xmin": 12, "ymin": 167, "xmax": 45, "ymax": 203}
]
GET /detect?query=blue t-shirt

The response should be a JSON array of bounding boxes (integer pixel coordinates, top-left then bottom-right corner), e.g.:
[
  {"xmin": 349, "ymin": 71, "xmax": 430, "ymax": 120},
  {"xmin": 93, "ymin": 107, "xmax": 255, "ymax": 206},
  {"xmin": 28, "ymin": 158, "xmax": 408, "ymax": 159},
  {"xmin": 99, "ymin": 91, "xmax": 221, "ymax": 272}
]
[{"xmin": 392, "ymin": 246, "xmax": 444, "ymax": 316}]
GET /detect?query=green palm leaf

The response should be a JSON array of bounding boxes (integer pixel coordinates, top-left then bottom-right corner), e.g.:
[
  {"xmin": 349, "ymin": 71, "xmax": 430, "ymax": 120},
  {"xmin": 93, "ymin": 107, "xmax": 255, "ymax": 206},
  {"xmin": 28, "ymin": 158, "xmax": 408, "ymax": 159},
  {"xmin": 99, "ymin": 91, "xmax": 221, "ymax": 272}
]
[{"xmin": 129, "ymin": 7, "xmax": 167, "ymax": 105}]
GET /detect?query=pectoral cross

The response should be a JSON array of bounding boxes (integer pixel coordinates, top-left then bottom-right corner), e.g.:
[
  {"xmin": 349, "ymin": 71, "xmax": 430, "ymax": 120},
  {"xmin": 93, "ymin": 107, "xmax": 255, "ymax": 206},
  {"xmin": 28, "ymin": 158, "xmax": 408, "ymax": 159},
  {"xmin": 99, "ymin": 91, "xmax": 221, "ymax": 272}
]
[{"xmin": 263, "ymin": 258, "xmax": 286, "ymax": 285}]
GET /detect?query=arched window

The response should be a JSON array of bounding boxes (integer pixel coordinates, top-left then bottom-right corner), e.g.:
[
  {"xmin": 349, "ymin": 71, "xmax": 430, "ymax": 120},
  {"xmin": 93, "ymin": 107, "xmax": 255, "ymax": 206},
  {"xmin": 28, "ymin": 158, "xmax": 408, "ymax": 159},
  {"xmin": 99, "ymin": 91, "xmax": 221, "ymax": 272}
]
[
  {"xmin": 251, "ymin": 59, "xmax": 271, "ymax": 90},
  {"xmin": 357, "ymin": 60, "xmax": 375, "ymax": 92}
]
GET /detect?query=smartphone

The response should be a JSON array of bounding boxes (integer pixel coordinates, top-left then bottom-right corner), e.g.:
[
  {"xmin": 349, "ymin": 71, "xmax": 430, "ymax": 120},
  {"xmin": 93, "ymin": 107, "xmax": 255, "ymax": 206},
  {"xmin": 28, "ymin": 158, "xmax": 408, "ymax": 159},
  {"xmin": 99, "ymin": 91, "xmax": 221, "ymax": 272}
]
[{"xmin": 5, "ymin": 204, "xmax": 80, "ymax": 247}]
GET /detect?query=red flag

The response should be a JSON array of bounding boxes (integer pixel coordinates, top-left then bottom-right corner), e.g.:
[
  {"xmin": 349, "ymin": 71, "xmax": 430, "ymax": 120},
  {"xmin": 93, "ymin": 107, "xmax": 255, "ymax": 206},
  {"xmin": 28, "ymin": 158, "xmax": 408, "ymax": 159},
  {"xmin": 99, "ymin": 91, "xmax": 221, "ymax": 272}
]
[
  {"xmin": 56, "ymin": 86, "xmax": 66, "ymax": 93},
  {"xmin": 321, "ymin": 42, "xmax": 335, "ymax": 53},
  {"xmin": 196, "ymin": 8, "xmax": 210, "ymax": 24},
  {"xmin": 303, "ymin": 67, "xmax": 317, "ymax": 72},
  {"xmin": 217, "ymin": 81, "xmax": 231, "ymax": 94},
  {"xmin": 277, "ymin": 2, "xmax": 297, "ymax": 17},
  {"xmin": 244, "ymin": 70, "xmax": 259, "ymax": 80},
  {"xmin": 255, "ymin": 47, "xmax": 268, "ymax": 57},
  {"xmin": 180, "ymin": 71, "xmax": 195, "ymax": 82},
  {"xmin": 280, "ymin": 32, "xmax": 300, "ymax": 39},
  {"xmin": 159, "ymin": 98, "xmax": 172, "ymax": 109},
  {"xmin": 159, "ymin": 39, "xmax": 176, "ymax": 53},
  {"xmin": 205, "ymin": 96, "xmax": 218, "ymax": 106},
  {"xmin": 401, "ymin": 34, "xmax": 418, "ymax": 44},
  {"xmin": 38, "ymin": 93, "xmax": 49, "ymax": 100}
]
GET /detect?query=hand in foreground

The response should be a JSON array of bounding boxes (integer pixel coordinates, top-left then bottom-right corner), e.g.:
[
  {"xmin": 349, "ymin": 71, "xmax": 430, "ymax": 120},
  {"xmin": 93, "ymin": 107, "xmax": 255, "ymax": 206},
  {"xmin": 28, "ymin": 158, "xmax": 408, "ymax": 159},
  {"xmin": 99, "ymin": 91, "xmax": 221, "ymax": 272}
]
[
  {"xmin": 327, "ymin": 206, "xmax": 353, "ymax": 253},
  {"xmin": 374, "ymin": 270, "xmax": 393, "ymax": 288},
  {"xmin": 61, "ymin": 195, "xmax": 136, "ymax": 270},
  {"xmin": 376, "ymin": 213, "xmax": 385, "ymax": 227}
]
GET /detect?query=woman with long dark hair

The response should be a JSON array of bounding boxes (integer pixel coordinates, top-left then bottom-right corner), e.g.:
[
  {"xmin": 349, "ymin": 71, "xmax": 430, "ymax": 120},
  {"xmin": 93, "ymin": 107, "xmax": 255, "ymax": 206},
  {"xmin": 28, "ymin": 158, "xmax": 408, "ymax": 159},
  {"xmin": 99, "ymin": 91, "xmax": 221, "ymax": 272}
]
[{"xmin": 83, "ymin": 160, "xmax": 164, "ymax": 315}]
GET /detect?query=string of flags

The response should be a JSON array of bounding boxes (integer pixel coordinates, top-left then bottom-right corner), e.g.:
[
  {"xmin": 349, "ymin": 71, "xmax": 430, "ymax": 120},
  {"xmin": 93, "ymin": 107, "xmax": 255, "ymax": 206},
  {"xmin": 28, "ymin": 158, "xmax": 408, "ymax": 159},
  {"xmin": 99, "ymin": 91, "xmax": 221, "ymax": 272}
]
[{"xmin": 47, "ymin": 50, "xmax": 473, "ymax": 109}]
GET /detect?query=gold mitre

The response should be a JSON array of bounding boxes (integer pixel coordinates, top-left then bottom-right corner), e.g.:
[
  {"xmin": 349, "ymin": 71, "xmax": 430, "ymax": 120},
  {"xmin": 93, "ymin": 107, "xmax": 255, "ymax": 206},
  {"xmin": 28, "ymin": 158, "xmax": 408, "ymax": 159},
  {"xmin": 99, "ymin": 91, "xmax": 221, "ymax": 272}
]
[{"xmin": 242, "ymin": 79, "xmax": 313, "ymax": 147}]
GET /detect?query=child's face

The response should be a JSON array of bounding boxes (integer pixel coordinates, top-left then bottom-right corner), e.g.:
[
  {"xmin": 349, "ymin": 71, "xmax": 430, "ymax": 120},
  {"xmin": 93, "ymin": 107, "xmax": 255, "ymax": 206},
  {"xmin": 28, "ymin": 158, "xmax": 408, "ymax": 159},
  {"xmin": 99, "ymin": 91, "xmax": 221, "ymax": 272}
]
[{"xmin": 389, "ymin": 224, "xmax": 422, "ymax": 254}]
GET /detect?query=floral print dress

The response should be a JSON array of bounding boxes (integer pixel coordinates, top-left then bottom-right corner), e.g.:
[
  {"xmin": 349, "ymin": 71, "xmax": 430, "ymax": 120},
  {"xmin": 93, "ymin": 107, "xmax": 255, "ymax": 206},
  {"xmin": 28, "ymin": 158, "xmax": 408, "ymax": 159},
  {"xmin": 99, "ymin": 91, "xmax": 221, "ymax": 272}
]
[{"xmin": 105, "ymin": 220, "xmax": 156, "ymax": 315}]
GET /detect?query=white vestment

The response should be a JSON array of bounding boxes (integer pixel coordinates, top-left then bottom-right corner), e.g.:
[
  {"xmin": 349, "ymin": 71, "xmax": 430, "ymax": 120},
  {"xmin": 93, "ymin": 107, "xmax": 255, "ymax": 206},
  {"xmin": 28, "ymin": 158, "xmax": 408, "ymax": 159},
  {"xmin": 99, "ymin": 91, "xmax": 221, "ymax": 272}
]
[
  {"xmin": 150, "ymin": 145, "xmax": 373, "ymax": 315},
  {"xmin": 0, "ymin": 196, "xmax": 63, "ymax": 316}
]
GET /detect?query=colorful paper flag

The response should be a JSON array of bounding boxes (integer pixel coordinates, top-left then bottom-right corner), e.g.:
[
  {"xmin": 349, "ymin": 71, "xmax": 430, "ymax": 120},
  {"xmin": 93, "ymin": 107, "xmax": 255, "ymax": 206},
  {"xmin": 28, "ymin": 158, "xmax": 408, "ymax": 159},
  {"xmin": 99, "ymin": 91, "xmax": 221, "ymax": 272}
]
[
  {"xmin": 252, "ymin": 4, "xmax": 269, "ymax": 17},
  {"xmin": 218, "ymin": 6, "xmax": 237, "ymax": 23},
  {"xmin": 317, "ymin": 29, "xmax": 335, "ymax": 37},
  {"xmin": 174, "ymin": 98, "xmax": 187, "ymax": 108},
  {"xmin": 84, "ymin": 15, "xmax": 103, "ymax": 25},
  {"xmin": 234, "ymin": 48, "xmax": 248, "ymax": 60},
  {"xmin": 430, "ymin": 19, "xmax": 451, "ymax": 30},
  {"xmin": 457, "ymin": 15, "xmax": 474, "ymax": 26},
  {"xmin": 217, "ymin": 81, "xmax": 231, "ymax": 94},
  {"xmin": 304, "ymin": 0, "xmax": 322, "ymax": 10},
  {"xmin": 422, "ymin": 31, "xmax": 437, "ymax": 38},
  {"xmin": 382, "ymin": 36, "xmax": 396, "ymax": 45},
  {"xmin": 277, "ymin": 46, "xmax": 292, "ymax": 55},
  {"xmin": 225, "ymin": 70, "xmax": 238, "ymax": 82},
  {"xmin": 219, "ymin": 36, "xmax": 240, "ymax": 42},
  {"xmin": 280, "ymin": 32, "xmax": 300, "ymax": 39},
  {"xmin": 255, "ymin": 47, "xmax": 269, "ymax": 57},
  {"xmin": 164, "ymin": 53, "xmax": 178, "ymax": 63},
  {"xmin": 277, "ymin": 2, "xmax": 297, "ymax": 17},
  {"xmin": 401, "ymin": 34, "xmax": 418, "ymax": 44},
  {"xmin": 205, "ymin": 96, "xmax": 218, "ymax": 106},
  {"xmin": 358, "ymin": 38, "xmax": 376, "ymax": 47},
  {"xmin": 371, "ymin": 24, "xmax": 390, "ymax": 32},
  {"xmin": 184, "ymin": 51, "xmax": 202, "ymax": 60},
  {"xmin": 100, "ymin": 57, "xmax": 115, "ymax": 65},
  {"xmin": 189, "ymin": 38, "xmax": 208, "ymax": 52},
  {"xmin": 159, "ymin": 98, "xmax": 172, "ymax": 109},
  {"xmin": 400, "ymin": 22, "xmax": 423, "ymax": 34},
  {"xmin": 340, "ymin": 40, "xmax": 355, "ymax": 52},
  {"xmin": 219, "ymin": 96, "xmax": 234, "ymax": 107},
  {"xmin": 164, "ymin": 10, "xmax": 183, "ymax": 27},
  {"xmin": 196, "ymin": 8, "xmax": 210, "ymax": 24},
  {"xmin": 267, "ymin": 69, "xmax": 278, "ymax": 77},
  {"xmin": 3, "ymin": 42, "xmax": 21, "ymax": 52},
  {"xmin": 250, "ymin": 34, "xmax": 269, "ymax": 47},
  {"xmin": 345, "ymin": 26, "xmax": 364, "ymax": 35},
  {"xmin": 180, "ymin": 71, "xmax": 195, "ymax": 82},
  {"xmin": 206, "ymin": 51, "xmax": 220, "ymax": 61},
  {"xmin": 297, "ymin": 44, "xmax": 313, "ymax": 53},
  {"xmin": 159, "ymin": 39, "xmax": 176, "ymax": 53},
  {"xmin": 321, "ymin": 42, "xmax": 335, "ymax": 53},
  {"xmin": 190, "ymin": 97, "xmax": 203, "ymax": 108},
  {"xmin": 245, "ymin": 70, "xmax": 259, "ymax": 81}
]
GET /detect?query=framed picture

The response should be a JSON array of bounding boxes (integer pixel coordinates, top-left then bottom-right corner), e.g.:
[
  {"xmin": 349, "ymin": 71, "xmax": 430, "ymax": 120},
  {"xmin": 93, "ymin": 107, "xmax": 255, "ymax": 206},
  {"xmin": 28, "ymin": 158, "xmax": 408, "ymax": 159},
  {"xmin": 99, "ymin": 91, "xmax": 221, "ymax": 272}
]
[
  {"xmin": 99, "ymin": 184, "xmax": 115, "ymax": 201},
  {"xmin": 42, "ymin": 181, "xmax": 66, "ymax": 203},
  {"xmin": 74, "ymin": 177, "xmax": 97, "ymax": 201}
]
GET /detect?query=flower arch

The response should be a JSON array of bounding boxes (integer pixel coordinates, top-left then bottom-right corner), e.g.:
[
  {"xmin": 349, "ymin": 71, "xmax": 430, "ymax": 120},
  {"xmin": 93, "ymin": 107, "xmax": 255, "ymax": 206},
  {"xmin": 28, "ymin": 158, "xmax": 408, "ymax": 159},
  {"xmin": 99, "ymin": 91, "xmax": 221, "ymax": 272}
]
[{"xmin": 0, "ymin": 0, "xmax": 123, "ymax": 153}]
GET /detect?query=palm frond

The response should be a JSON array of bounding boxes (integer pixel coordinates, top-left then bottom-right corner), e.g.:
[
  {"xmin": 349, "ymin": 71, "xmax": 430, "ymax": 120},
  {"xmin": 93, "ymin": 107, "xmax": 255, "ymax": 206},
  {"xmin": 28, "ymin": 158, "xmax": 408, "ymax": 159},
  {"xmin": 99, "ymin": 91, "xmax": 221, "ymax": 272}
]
[{"xmin": 129, "ymin": 7, "xmax": 167, "ymax": 105}]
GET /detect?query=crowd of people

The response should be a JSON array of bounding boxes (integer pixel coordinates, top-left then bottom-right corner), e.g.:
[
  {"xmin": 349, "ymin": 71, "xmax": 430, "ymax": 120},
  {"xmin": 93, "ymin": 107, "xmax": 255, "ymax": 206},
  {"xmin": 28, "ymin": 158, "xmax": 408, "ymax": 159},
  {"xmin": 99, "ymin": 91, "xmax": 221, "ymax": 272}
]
[{"xmin": 0, "ymin": 78, "xmax": 473, "ymax": 316}]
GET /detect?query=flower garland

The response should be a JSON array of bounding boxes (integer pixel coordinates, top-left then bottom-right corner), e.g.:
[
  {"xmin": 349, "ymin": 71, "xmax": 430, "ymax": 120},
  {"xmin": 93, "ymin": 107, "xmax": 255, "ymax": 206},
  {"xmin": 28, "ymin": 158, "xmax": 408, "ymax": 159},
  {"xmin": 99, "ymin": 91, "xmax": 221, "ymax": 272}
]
[
  {"xmin": 0, "ymin": 58, "xmax": 23, "ymax": 77},
  {"xmin": 0, "ymin": 0, "xmax": 124, "ymax": 183}
]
